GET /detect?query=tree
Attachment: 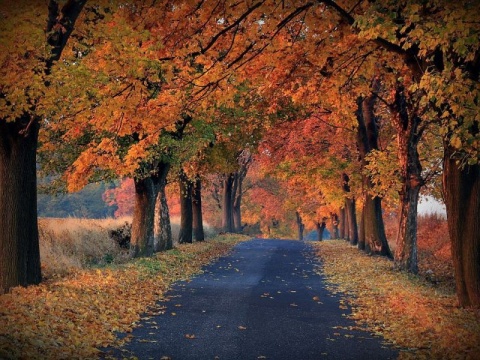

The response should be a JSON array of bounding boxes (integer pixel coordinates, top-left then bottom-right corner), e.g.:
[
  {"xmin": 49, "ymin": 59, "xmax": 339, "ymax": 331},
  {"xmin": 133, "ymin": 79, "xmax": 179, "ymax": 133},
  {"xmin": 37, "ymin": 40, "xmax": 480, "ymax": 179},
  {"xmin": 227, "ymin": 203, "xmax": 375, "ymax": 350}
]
[
  {"xmin": 295, "ymin": 211, "xmax": 305, "ymax": 241},
  {"xmin": 356, "ymin": 91, "xmax": 393, "ymax": 258},
  {"xmin": 192, "ymin": 177, "xmax": 205, "ymax": 242},
  {"xmin": 0, "ymin": 0, "xmax": 87, "ymax": 294},
  {"xmin": 154, "ymin": 164, "xmax": 173, "ymax": 251},
  {"xmin": 342, "ymin": 173, "xmax": 359, "ymax": 246},
  {"xmin": 345, "ymin": 0, "xmax": 480, "ymax": 306},
  {"xmin": 178, "ymin": 169, "xmax": 193, "ymax": 244}
]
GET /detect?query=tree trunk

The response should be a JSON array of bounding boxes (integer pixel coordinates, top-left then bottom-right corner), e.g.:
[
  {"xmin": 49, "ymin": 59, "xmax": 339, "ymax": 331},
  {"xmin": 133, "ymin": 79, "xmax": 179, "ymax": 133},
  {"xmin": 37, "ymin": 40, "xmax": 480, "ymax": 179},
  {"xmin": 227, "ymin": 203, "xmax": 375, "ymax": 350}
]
[
  {"xmin": 393, "ymin": 85, "xmax": 424, "ymax": 273},
  {"xmin": 153, "ymin": 163, "xmax": 172, "ymax": 252},
  {"xmin": 316, "ymin": 221, "xmax": 326, "ymax": 241},
  {"xmin": 0, "ymin": 119, "xmax": 41, "ymax": 294},
  {"xmin": 358, "ymin": 205, "xmax": 366, "ymax": 250},
  {"xmin": 222, "ymin": 174, "xmax": 235, "ymax": 233},
  {"xmin": 192, "ymin": 178, "xmax": 205, "ymax": 242},
  {"xmin": 131, "ymin": 177, "xmax": 156, "ymax": 257},
  {"xmin": 178, "ymin": 170, "xmax": 193, "ymax": 244},
  {"xmin": 233, "ymin": 173, "xmax": 243, "ymax": 233},
  {"xmin": 342, "ymin": 173, "xmax": 358, "ymax": 246},
  {"xmin": 444, "ymin": 145, "xmax": 480, "ymax": 308},
  {"xmin": 330, "ymin": 213, "xmax": 339, "ymax": 239},
  {"xmin": 0, "ymin": 0, "xmax": 86, "ymax": 294},
  {"xmin": 344, "ymin": 200, "xmax": 351, "ymax": 242},
  {"xmin": 346, "ymin": 197, "xmax": 359, "ymax": 246},
  {"xmin": 339, "ymin": 206, "xmax": 346, "ymax": 239},
  {"xmin": 356, "ymin": 94, "xmax": 392, "ymax": 258},
  {"xmin": 296, "ymin": 211, "xmax": 305, "ymax": 241}
]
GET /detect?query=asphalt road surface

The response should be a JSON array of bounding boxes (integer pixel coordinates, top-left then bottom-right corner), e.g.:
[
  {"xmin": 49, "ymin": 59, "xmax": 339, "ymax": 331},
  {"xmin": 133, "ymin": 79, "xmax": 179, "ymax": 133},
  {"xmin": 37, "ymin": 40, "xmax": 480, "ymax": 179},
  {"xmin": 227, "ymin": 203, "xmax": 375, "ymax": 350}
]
[{"xmin": 102, "ymin": 239, "xmax": 398, "ymax": 360}]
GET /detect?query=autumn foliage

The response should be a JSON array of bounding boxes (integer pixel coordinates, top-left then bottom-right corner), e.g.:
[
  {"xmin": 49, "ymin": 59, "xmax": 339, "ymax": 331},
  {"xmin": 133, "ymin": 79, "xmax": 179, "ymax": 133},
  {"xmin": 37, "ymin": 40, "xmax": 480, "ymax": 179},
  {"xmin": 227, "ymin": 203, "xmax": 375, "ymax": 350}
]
[
  {"xmin": 0, "ymin": 233, "xmax": 248, "ymax": 359},
  {"xmin": 316, "ymin": 241, "xmax": 480, "ymax": 359}
]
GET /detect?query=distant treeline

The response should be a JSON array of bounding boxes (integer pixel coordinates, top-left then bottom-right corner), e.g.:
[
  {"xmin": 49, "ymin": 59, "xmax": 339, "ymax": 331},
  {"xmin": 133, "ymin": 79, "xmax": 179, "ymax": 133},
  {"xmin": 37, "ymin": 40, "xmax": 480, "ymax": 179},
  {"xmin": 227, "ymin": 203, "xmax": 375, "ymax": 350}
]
[{"xmin": 37, "ymin": 182, "xmax": 117, "ymax": 218}]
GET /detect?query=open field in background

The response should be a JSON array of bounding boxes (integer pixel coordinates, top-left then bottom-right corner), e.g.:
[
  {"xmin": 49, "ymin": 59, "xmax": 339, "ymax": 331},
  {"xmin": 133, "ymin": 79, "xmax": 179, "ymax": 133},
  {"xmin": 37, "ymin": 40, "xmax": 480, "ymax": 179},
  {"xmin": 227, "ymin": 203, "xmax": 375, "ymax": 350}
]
[{"xmin": 38, "ymin": 217, "xmax": 216, "ymax": 280}]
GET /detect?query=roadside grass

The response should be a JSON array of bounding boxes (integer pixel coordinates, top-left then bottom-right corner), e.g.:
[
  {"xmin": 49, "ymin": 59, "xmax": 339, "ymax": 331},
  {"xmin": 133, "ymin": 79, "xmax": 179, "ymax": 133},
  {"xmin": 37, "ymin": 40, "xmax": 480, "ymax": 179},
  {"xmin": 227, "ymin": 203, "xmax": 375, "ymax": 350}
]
[
  {"xmin": 314, "ymin": 240, "xmax": 480, "ymax": 360},
  {"xmin": 38, "ymin": 217, "xmax": 132, "ymax": 278},
  {"xmin": 0, "ymin": 231, "xmax": 249, "ymax": 359},
  {"xmin": 38, "ymin": 217, "xmax": 216, "ymax": 280}
]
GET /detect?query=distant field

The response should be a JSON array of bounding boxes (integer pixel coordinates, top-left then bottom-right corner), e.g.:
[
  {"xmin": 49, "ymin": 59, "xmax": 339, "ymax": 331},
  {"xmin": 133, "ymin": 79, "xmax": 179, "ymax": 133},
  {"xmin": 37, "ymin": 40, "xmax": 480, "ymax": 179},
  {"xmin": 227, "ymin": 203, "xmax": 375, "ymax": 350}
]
[{"xmin": 38, "ymin": 217, "xmax": 216, "ymax": 279}]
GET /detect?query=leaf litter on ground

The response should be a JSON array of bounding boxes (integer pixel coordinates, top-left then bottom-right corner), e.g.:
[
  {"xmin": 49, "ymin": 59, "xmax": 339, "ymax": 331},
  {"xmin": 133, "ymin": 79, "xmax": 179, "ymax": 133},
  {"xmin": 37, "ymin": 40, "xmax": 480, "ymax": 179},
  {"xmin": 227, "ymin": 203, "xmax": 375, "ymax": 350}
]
[
  {"xmin": 313, "ymin": 240, "xmax": 480, "ymax": 360},
  {"xmin": 0, "ymin": 234, "xmax": 249, "ymax": 360}
]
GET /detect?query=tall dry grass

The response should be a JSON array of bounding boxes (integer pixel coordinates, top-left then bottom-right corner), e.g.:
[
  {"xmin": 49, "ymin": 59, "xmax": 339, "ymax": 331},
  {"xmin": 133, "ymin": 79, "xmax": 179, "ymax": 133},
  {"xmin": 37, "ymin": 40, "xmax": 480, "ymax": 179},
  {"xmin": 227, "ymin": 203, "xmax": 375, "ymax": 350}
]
[
  {"xmin": 384, "ymin": 212, "xmax": 454, "ymax": 292},
  {"xmin": 39, "ymin": 217, "xmax": 130, "ymax": 278},
  {"xmin": 38, "ymin": 217, "xmax": 216, "ymax": 279}
]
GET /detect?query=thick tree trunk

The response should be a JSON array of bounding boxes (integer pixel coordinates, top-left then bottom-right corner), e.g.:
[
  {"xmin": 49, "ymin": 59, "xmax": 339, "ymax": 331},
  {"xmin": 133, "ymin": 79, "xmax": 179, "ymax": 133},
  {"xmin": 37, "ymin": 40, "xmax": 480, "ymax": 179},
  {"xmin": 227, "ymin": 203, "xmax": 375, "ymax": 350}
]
[
  {"xmin": 0, "ymin": 0, "xmax": 86, "ymax": 294},
  {"xmin": 444, "ymin": 145, "xmax": 480, "ymax": 308},
  {"xmin": 393, "ymin": 85, "xmax": 424, "ymax": 273},
  {"xmin": 330, "ymin": 213, "xmax": 339, "ymax": 239},
  {"xmin": 339, "ymin": 206, "xmax": 346, "ymax": 239},
  {"xmin": 178, "ymin": 171, "xmax": 193, "ymax": 244},
  {"xmin": 0, "ymin": 119, "xmax": 41, "ymax": 294},
  {"xmin": 192, "ymin": 178, "xmax": 205, "ymax": 242},
  {"xmin": 356, "ymin": 95, "xmax": 392, "ymax": 258},
  {"xmin": 131, "ymin": 177, "xmax": 156, "ymax": 257},
  {"xmin": 296, "ymin": 211, "xmax": 305, "ymax": 241},
  {"xmin": 222, "ymin": 174, "xmax": 235, "ymax": 233},
  {"xmin": 316, "ymin": 221, "xmax": 326, "ymax": 241},
  {"xmin": 153, "ymin": 163, "xmax": 172, "ymax": 252}
]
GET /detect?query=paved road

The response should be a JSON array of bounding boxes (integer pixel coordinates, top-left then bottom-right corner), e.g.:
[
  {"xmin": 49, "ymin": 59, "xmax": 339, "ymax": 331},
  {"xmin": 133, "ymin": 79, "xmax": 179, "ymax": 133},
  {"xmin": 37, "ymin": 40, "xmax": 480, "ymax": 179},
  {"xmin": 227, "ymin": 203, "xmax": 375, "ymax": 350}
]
[{"xmin": 102, "ymin": 239, "xmax": 398, "ymax": 360}]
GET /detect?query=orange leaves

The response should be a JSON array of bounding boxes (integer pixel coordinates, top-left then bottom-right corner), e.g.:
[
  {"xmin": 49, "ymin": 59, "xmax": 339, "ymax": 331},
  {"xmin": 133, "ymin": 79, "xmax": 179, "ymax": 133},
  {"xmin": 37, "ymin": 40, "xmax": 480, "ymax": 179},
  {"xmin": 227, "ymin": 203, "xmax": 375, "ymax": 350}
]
[
  {"xmin": 315, "ymin": 241, "xmax": 480, "ymax": 359},
  {"xmin": 0, "ymin": 234, "xmax": 249, "ymax": 359}
]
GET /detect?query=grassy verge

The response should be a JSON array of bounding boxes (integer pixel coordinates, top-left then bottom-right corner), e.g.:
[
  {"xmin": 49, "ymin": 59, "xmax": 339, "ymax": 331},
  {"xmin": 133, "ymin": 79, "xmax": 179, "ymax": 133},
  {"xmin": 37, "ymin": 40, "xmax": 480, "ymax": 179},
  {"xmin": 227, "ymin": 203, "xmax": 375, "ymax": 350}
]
[
  {"xmin": 314, "ymin": 240, "xmax": 480, "ymax": 360},
  {"xmin": 0, "ymin": 234, "xmax": 249, "ymax": 359}
]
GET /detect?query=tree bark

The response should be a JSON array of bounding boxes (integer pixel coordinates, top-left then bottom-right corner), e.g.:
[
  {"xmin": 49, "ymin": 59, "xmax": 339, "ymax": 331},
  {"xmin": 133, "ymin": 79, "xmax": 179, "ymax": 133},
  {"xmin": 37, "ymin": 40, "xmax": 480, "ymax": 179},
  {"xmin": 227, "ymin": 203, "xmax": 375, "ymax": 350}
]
[
  {"xmin": 0, "ymin": 119, "xmax": 41, "ymax": 294},
  {"xmin": 344, "ymin": 200, "xmax": 351, "ymax": 242},
  {"xmin": 296, "ymin": 211, "xmax": 305, "ymax": 241},
  {"xmin": 342, "ymin": 173, "xmax": 358, "ymax": 246},
  {"xmin": 222, "ymin": 174, "xmax": 235, "ymax": 233},
  {"xmin": 232, "ymin": 173, "xmax": 243, "ymax": 233},
  {"xmin": 131, "ymin": 177, "xmax": 156, "ymax": 257},
  {"xmin": 393, "ymin": 85, "xmax": 424, "ymax": 273},
  {"xmin": 153, "ymin": 163, "xmax": 172, "ymax": 252},
  {"xmin": 356, "ymin": 94, "xmax": 392, "ymax": 258},
  {"xmin": 444, "ymin": 145, "xmax": 480, "ymax": 308},
  {"xmin": 339, "ymin": 206, "xmax": 346, "ymax": 239},
  {"xmin": 192, "ymin": 177, "xmax": 205, "ymax": 242},
  {"xmin": 330, "ymin": 212, "xmax": 339, "ymax": 239},
  {"xmin": 0, "ymin": 0, "xmax": 86, "ymax": 294},
  {"xmin": 178, "ymin": 170, "xmax": 193, "ymax": 244},
  {"xmin": 316, "ymin": 221, "xmax": 326, "ymax": 241},
  {"xmin": 346, "ymin": 197, "xmax": 359, "ymax": 246},
  {"xmin": 358, "ymin": 205, "xmax": 366, "ymax": 251}
]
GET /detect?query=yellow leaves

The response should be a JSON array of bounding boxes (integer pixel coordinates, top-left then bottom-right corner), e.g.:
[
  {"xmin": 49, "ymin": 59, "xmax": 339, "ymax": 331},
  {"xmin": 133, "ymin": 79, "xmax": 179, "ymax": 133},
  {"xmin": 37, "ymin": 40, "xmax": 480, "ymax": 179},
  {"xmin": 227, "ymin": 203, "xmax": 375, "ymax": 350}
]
[
  {"xmin": 0, "ymin": 234, "xmax": 249, "ymax": 360},
  {"xmin": 314, "ymin": 241, "xmax": 480, "ymax": 359}
]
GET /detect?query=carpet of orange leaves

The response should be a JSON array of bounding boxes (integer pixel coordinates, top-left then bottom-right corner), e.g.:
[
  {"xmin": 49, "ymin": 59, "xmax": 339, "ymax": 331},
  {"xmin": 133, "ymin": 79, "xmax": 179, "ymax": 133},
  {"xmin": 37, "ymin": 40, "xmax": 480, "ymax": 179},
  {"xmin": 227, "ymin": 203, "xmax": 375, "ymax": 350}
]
[
  {"xmin": 314, "ymin": 240, "xmax": 480, "ymax": 360},
  {"xmin": 0, "ymin": 234, "xmax": 248, "ymax": 359}
]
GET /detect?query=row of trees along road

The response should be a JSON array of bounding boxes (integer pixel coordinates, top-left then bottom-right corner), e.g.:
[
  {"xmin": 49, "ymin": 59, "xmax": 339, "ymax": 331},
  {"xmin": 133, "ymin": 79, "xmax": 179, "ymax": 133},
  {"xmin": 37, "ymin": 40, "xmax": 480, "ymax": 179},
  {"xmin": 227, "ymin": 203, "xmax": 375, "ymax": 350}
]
[{"xmin": 0, "ymin": 1, "xmax": 478, "ymax": 308}]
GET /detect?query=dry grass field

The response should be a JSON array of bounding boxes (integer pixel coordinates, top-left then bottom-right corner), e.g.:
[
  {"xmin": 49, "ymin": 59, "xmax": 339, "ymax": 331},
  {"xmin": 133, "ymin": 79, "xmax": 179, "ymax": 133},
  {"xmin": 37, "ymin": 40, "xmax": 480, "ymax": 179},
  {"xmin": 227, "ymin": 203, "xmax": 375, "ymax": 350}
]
[{"xmin": 38, "ymin": 217, "xmax": 215, "ymax": 279}]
